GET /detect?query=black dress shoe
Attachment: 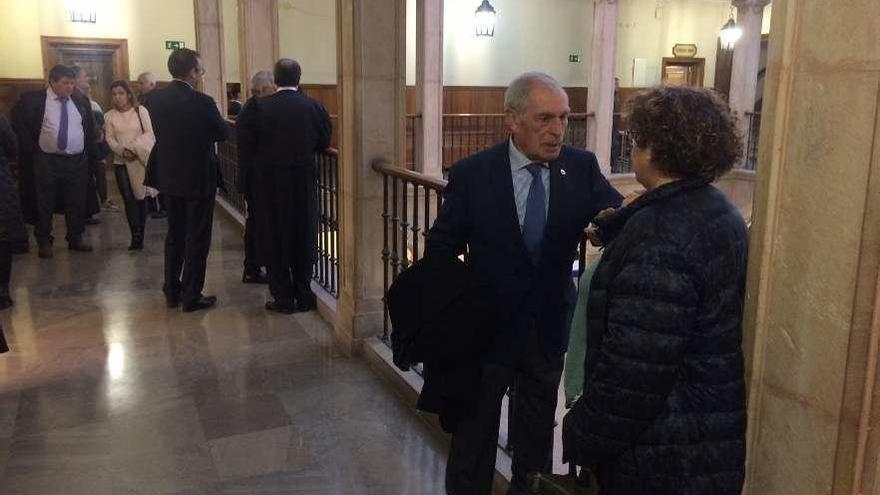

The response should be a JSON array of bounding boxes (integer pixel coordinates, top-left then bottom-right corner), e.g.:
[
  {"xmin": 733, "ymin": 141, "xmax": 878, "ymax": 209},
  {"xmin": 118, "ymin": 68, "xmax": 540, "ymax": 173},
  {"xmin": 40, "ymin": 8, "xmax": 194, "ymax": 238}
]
[
  {"xmin": 182, "ymin": 295, "xmax": 217, "ymax": 313},
  {"xmin": 265, "ymin": 301, "xmax": 295, "ymax": 314},
  {"xmin": 68, "ymin": 240, "xmax": 93, "ymax": 252},
  {"xmin": 166, "ymin": 297, "xmax": 180, "ymax": 308},
  {"xmin": 242, "ymin": 270, "xmax": 268, "ymax": 284},
  {"xmin": 38, "ymin": 244, "xmax": 53, "ymax": 259},
  {"xmin": 294, "ymin": 298, "xmax": 317, "ymax": 313},
  {"xmin": 128, "ymin": 234, "xmax": 144, "ymax": 251}
]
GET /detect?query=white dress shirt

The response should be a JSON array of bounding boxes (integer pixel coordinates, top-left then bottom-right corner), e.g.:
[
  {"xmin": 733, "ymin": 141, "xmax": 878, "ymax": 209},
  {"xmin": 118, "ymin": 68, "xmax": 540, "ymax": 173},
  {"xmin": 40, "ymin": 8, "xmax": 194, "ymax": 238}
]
[
  {"xmin": 509, "ymin": 138, "xmax": 551, "ymax": 228},
  {"xmin": 39, "ymin": 86, "xmax": 85, "ymax": 155}
]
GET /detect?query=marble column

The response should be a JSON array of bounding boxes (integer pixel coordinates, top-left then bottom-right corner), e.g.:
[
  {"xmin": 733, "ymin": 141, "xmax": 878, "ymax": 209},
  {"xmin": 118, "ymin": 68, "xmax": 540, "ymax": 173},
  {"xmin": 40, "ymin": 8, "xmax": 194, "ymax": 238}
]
[
  {"xmin": 334, "ymin": 0, "xmax": 407, "ymax": 352},
  {"xmin": 414, "ymin": 0, "xmax": 443, "ymax": 177},
  {"xmin": 743, "ymin": 1, "xmax": 880, "ymax": 493},
  {"xmin": 585, "ymin": 0, "xmax": 618, "ymax": 176},
  {"xmin": 193, "ymin": 0, "xmax": 228, "ymax": 114},
  {"xmin": 728, "ymin": 0, "xmax": 769, "ymax": 154},
  {"xmin": 238, "ymin": 0, "xmax": 279, "ymax": 97}
]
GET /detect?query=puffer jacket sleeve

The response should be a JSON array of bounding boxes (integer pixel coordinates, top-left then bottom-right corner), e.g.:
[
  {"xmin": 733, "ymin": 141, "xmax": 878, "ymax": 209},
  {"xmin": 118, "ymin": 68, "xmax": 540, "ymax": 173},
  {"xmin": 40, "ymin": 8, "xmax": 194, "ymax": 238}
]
[{"xmin": 563, "ymin": 234, "xmax": 698, "ymax": 466}]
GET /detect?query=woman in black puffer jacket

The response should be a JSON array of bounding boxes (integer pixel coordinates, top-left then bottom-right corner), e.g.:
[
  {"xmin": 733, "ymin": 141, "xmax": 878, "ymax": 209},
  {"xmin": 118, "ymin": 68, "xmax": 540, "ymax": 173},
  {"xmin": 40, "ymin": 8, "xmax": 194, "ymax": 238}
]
[{"xmin": 562, "ymin": 86, "xmax": 748, "ymax": 495}]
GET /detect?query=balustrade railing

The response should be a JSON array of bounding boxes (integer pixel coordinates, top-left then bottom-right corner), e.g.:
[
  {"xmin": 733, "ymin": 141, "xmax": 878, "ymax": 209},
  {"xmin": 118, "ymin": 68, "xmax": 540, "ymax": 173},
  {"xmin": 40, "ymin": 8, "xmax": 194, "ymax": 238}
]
[
  {"xmin": 216, "ymin": 120, "xmax": 340, "ymax": 298},
  {"xmin": 744, "ymin": 112, "xmax": 761, "ymax": 171},
  {"xmin": 218, "ymin": 120, "xmax": 244, "ymax": 212},
  {"xmin": 372, "ymin": 162, "xmax": 448, "ymax": 342},
  {"xmin": 316, "ymin": 149, "xmax": 340, "ymax": 297}
]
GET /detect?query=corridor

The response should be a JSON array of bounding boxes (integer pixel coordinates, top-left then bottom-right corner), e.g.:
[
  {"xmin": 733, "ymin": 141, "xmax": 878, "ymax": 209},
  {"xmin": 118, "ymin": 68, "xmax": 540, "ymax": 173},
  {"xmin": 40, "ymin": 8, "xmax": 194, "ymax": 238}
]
[{"xmin": 0, "ymin": 197, "xmax": 447, "ymax": 494}]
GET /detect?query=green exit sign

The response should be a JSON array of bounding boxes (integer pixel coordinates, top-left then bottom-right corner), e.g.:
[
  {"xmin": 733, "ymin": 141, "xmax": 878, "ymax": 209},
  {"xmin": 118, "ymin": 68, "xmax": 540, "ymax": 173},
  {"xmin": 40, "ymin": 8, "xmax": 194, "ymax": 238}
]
[{"xmin": 165, "ymin": 41, "xmax": 186, "ymax": 50}]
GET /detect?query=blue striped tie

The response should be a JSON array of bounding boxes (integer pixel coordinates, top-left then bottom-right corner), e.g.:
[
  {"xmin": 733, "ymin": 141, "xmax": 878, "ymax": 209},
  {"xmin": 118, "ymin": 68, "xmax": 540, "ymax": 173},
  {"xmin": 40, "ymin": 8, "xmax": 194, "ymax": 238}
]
[{"xmin": 522, "ymin": 163, "xmax": 546, "ymax": 265}]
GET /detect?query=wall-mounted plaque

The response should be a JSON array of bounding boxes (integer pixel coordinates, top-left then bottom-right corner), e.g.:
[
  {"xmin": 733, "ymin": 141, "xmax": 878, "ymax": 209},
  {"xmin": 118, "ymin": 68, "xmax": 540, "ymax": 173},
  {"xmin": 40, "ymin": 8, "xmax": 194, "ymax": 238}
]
[{"xmin": 672, "ymin": 44, "xmax": 698, "ymax": 58}]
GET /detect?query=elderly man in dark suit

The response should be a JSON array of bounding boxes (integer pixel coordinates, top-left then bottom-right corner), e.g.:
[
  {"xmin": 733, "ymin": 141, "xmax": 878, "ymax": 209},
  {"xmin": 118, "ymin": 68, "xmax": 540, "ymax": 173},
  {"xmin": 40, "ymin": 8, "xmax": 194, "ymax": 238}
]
[
  {"xmin": 145, "ymin": 48, "xmax": 227, "ymax": 312},
  {"xmin": 426, "ymin": 72, "xmax": 623, "ymax": 495},
  {"xmin": 237, "ymin": 70, "xmax": 276, "ymax": 285},
  {"xmin": 12, "ymin": 64, "xmax": 99, "ymax": 258},
  {"xmin": 237, "ymin": 59, "xmax": 331, "ymax": 314}
]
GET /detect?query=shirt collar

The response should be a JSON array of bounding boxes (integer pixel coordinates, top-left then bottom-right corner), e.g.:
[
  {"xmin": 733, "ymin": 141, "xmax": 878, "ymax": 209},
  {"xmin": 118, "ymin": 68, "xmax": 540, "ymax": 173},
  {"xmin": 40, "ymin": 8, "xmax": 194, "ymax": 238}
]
[
  {"xmin": 46, "ymin": 86, "xmax": 64, "ymax": 100},
  {"xmin": 172, "ymin": 79, "xmax": 195, "ymax": 89},
  {"xmin": 509, "ymin": 138, "xmax": 547, "ymax": 173},
  {"xmin": 277, "ymin": 86, "xmax": 299, "ymax": 92}
]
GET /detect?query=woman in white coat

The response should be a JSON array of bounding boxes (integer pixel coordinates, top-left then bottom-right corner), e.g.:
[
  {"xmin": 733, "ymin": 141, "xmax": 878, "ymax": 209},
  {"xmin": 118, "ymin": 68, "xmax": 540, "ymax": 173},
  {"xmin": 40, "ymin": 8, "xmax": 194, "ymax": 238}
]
[{"xmin": 105, "ymin": 80, "xmax": 155, "ymax": 250}]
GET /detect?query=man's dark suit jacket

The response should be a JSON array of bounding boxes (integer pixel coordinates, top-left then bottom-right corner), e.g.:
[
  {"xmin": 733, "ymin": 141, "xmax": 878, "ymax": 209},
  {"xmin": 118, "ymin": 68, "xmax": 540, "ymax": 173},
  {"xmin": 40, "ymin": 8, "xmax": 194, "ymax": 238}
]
[
  {"xmin": 425, "ymin": 142, "xmax": 623, "ymax": 362},
  {"xmin": 12, "ymin": 88, "xmax": 99, "ymax": 223},
  {"xmin": 144, "ymin": 81, "xmax": 227, "ymax": 198}
]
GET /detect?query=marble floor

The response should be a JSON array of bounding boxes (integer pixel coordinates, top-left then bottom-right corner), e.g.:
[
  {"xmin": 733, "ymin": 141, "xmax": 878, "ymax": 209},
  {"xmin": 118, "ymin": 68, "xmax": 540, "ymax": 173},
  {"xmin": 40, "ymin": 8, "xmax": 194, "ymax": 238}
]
[{"xmin": 0, "ymin": 193, "xmax": 448, "ymax": 493}]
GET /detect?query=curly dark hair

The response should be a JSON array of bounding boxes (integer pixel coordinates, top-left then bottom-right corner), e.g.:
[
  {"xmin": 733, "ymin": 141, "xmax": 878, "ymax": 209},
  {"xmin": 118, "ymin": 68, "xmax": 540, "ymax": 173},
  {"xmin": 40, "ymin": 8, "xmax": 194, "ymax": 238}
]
[{"xmin": 626, "ymin": 86, "xmax": 742, "ymax": 182}]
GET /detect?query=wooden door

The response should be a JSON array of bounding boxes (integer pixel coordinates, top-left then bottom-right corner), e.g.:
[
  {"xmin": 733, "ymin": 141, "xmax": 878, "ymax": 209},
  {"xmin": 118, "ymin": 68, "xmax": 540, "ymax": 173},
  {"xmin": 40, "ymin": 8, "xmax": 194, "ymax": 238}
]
[
  {"xmin": 42, "ymin": 37, "xmax": 130, "ymax": 112},
  {"xmin": 661, "ymin": 57, "xmax": 705, "ymax": 87}
]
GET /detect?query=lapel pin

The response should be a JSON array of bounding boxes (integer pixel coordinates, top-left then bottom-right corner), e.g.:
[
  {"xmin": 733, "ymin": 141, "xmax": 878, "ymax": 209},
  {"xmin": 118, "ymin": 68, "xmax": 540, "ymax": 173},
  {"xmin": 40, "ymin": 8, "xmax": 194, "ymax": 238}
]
[{"xmin": 560, "ymin": 169, "xmax": 567, "ymax": 176}]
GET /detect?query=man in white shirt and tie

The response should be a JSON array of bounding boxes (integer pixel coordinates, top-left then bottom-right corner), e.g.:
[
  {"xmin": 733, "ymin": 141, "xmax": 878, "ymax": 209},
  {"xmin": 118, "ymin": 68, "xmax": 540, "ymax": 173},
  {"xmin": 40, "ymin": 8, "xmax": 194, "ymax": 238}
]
[{"xmin": 12, "ymin": 64, "xmax": 98, "ymax": 258}]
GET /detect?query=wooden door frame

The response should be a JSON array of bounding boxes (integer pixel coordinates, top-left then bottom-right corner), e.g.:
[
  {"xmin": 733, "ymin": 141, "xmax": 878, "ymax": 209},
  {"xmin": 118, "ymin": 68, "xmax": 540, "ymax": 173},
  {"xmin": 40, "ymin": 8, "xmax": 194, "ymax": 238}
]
[
  {"xmin": 661, "ymin": 57, "xmax": 705, "ymax": 87},
  {"xmin": 41, "ymin": 36, "xmax": 130, "ymax": 81}
]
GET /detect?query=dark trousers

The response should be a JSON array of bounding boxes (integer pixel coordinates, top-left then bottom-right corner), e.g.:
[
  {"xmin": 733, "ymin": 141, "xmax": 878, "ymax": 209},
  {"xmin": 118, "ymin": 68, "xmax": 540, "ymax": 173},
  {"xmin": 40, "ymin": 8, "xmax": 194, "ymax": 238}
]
[
  {"xmin": 95, "ymin": 160, "xmax": 108, "ymax": 203},
  {"xmin": 33, "ymin": 152, "xmax": 88, "ymax": 245},
  {"xmin": 0, "ymin": 242, "xmax": 10, "ymax": 298},
  {"xmin": 113, "ymin": 165, "xmax": 147, "ymax": 238},
  {"xmin": 243, "ymin": 197, "xmax": 260, "ymax": 272},
  {"xmin": 446, "ymin": 341, "xmax": 564, "ymax": 495},
  {"xmin": 163, "ymin": 195, "xmax": 215, "ymax": 305},
  {"xmin": 266, "ymin": 165, "xmax": 317, "ymax": 306}
]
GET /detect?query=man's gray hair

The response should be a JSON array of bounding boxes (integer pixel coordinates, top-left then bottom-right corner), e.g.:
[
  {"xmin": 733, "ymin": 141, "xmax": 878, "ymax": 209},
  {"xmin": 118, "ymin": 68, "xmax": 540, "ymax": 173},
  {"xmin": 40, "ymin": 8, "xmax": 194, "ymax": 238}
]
[
  {"xmin": 137, "ymin": 72, "xmax": 157, "ymax": 84},
  {"xmin": 251, "ymin": 70, "xmax": 274, "ymax": 91},
  {"xmin": 504, "ymin": 72, "xmax": 565, "ymax": 114}
]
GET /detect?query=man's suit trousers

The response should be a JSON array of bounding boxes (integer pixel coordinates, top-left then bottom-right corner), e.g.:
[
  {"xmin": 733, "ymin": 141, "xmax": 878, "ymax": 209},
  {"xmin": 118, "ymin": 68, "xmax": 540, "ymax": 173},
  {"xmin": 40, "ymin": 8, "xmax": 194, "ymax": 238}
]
[
  {"xmin": 163, "ymin": 195, "xmax": 215, "ymax": 305},
  {"xmin": 33, "ymin": 152, "xmax": 88, "ymax": 245},
  {"xmin": 446, "ymin": 331, "xmax": 564, "ymax": 495}
]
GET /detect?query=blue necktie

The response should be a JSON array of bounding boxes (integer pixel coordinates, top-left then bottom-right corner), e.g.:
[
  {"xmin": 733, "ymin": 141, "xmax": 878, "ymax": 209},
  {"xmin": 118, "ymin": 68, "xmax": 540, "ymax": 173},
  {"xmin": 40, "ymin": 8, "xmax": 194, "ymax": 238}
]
[
  {"xmin": 57, "ymin": 96, "xmax": 69, "ymax": 151},
  {"xmin": 522, "ymin": 163, "xmax": 546, "ymax": 265}
]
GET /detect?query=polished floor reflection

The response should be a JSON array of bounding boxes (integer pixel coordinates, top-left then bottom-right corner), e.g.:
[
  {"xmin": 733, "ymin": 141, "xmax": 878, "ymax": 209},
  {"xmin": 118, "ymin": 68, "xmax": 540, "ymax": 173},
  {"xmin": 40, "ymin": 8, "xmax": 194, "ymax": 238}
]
[{"xmin": 0, "ymin": 196, "xmax": 447, "ymax": 494}]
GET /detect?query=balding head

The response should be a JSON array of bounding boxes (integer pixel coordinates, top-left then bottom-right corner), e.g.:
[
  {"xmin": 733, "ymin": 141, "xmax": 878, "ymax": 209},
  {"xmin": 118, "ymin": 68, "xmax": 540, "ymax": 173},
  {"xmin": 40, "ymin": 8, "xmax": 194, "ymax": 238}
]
[{"xmin": 137, "ymin": 72, "xmax": 157, "ymax": 94}]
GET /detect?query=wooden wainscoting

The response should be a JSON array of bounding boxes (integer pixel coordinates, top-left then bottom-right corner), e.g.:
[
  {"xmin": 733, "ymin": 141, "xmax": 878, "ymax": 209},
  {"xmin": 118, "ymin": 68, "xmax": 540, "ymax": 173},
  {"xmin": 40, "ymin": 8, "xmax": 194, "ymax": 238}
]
[
  {"xmin": 300, "ymin": 84, "xmax": 338, "ymax": 115},
  {"xmin": 404, "ymin": 86, "xmax": 589, "ymax": 114}
]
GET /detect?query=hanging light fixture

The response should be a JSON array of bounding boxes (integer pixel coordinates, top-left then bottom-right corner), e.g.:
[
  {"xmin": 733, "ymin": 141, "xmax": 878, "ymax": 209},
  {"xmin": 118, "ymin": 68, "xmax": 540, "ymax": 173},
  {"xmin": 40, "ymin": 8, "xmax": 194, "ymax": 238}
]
[
  {"xmin": 474, "ymin": 0, "xmax": 497, "ymax": 38},
  {"xmin": 69, "ymin": 0, "xmax": 97, "ymax": 23},
  {"xmin": 719, "ymin": 7, "xmax": 742, "ymax": 49}
]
